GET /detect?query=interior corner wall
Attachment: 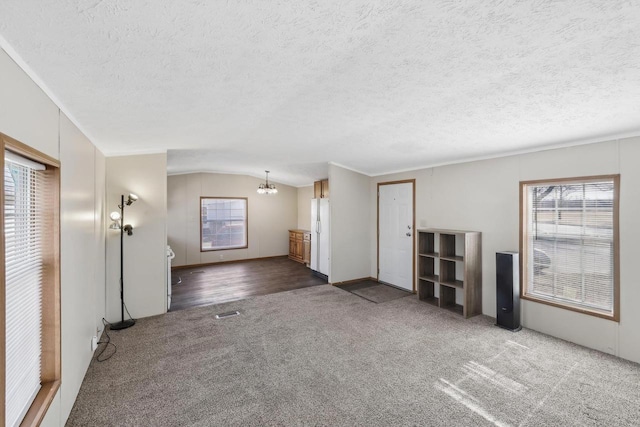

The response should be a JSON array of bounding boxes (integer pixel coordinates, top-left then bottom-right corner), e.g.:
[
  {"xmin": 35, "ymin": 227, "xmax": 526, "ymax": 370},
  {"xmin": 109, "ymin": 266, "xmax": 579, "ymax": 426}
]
[
  {"xmin": 94, "ymin": 149, "xmax": 106, "ymax": 330},
  {"xmin": 297, "ymin": 185, "xmax": 314, "ymax": 230},
  {"xmin": 167, "ymin": 173, "xmax": 298, "ymax": 267},
  {"xmin": 1, "ymin": 47, "xmax": 108, "ymax": 426},
  {"xmin": 328, "ymin": 164, "xmax": 371, "ymax": 283},
  {"xmin": 370, "ymin": 139, "xmax": 640, "ymax": 364},
  {"xmin": 59, "ymin": 113, "xmax": 107, "ymax": 421},
  {"xmin": 106, "ymin": 154, "xmax": 168, "ymax": 321}
]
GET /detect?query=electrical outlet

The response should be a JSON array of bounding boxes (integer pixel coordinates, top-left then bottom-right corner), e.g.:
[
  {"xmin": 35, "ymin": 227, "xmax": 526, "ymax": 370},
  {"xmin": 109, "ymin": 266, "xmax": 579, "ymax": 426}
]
[{"xmin": 91, "ymin": 336, "xmax": 98, "ymax": 351}]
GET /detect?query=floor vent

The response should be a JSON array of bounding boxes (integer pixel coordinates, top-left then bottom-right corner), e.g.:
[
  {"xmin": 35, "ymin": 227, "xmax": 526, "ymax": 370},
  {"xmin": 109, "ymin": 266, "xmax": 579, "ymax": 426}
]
[{"xmin": 215, "ymin": 311, "xmax": 240, "ymax": 319}]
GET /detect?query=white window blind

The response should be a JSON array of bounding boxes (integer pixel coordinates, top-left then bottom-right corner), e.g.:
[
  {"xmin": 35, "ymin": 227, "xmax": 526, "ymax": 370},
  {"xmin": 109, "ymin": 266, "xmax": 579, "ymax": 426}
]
[
  {"xmin": 4, "ymin": 152, "xmax": 46, "ymax": 427},
  {"xmin": 201, "ymin": 198, "xmax": 248, "ymax": 251},
  {"xmin": 525, "ymin": 178, "xmax": 616, "ymax": 316}
]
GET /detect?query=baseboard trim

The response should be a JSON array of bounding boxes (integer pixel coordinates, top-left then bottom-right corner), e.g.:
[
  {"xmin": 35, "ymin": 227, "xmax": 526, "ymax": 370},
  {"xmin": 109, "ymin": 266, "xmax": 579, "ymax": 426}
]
[{"xmin": 171, "ymin": 255, "xmax": 288, "ymax": 270}]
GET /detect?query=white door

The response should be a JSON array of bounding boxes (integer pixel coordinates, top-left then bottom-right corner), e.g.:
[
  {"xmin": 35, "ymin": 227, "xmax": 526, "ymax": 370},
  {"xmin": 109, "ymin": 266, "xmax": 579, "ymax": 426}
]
[{"xmin": 378, "ymin": 182, "xmax": 414, "ymax": 291}]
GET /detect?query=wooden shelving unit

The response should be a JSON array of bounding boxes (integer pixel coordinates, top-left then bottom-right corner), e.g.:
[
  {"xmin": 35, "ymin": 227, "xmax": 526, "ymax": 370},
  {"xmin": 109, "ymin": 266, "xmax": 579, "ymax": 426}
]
[{"xmin": 417, "ymin": 228, "xmax": 482, "ymax": 318}]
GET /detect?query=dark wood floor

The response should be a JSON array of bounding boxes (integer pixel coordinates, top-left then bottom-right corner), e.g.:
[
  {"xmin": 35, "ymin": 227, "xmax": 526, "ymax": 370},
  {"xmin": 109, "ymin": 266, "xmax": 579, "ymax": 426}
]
[{"xmin": 169, "ymin": 256, "xmax": 327, "ymax": 311}]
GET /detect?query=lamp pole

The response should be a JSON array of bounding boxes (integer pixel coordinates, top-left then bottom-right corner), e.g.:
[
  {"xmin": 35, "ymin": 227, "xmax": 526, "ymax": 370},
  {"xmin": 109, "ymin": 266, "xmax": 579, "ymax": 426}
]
[{"xmin": 110, "ymin": 194, "xmax": 136, "ymax": 330}]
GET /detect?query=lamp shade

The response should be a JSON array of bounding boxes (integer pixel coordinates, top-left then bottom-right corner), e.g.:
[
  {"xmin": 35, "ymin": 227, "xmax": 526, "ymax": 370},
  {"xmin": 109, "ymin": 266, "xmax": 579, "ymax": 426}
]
[{"xmin": 126, "ymin": 193, "xmax": 138, "ymax": 206}]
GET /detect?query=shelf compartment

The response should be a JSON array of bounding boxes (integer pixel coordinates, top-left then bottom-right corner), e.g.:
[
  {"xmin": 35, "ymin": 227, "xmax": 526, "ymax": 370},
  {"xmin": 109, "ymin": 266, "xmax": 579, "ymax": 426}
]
[
  {"xmin": 440, "ymin": 255, "xmax": 464, "ymax": 262},
  {"xmin": 419, "ymin": 252, "xmax": 439, "ymax": 258},
  {"xmin": 439, "ymin": 284, "xmax": 457, "ymax": 309},
  {"xmin": 440, "ymin": 233, "xmax": 457, "ymax": 259},
  {"xmin": 418, "ymin": 275, "xmax": 439, "ymax": 282},
  {"xmin": 418, "ymin": 280, "xmax": 439, "ymax": 307},
  {"xmin": 418, "ymin": 232, "xmax": 437, "ymax": 256},
  {"xmin": 442, "ymin": 303, "xmax": 464, "ymax": 316},
  {"xmin": 418, "ymin": 256, "xmax": 436, "ymax": 279},
  {"xmin": 439, "ymin": 259, "xmax": 458, "ymax": 285},
  {"xmin": 440, "ymin": 279, "xmax": 463, "ymax": 289}
]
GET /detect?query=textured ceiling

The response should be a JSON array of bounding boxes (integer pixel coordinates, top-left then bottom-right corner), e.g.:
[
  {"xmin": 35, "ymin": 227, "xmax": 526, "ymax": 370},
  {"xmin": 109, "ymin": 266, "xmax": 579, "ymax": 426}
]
[{"xmin": 1, "ymin": 1, "xmax": 639, "ymax": 186}]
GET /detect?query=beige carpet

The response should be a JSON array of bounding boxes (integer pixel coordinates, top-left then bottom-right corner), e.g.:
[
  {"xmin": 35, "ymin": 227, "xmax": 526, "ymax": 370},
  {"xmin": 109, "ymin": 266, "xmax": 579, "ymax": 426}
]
[{"xmin": 67, "ymin": 285, "xmax": 640, "ymax": 426}]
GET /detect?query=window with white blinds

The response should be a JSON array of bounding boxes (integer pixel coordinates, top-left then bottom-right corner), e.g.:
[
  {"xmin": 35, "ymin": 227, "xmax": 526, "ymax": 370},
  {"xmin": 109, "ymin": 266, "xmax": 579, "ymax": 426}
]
[
  {"xmin": 201, "ymin": 197, "xmax": 248, "ymax": 251},
  {"xmin": 4, "ymin": 152, "xmax": 46, "ymax": 427},
  {"xmin": 521, "ymin": 176, "xmax": 619, "ymax": 320}
]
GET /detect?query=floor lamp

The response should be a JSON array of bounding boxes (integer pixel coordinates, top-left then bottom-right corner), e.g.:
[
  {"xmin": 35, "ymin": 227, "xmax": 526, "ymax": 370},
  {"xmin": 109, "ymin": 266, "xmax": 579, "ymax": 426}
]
[{"xmin": 109, "ymin": 193, "xmax": 138, "ymax": 330}]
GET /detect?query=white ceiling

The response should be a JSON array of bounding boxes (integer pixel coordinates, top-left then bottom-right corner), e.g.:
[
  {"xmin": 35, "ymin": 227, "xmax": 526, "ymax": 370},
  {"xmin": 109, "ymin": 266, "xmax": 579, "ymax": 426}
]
[{"xmin": 1, "ymin": 1, "xmax": 639, "ymax": 186}]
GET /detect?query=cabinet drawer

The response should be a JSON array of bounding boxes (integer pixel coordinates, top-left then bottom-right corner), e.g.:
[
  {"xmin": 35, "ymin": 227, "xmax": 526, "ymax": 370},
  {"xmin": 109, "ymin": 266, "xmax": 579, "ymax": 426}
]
[
  {"xmin": 303, "ymin": 233, "xmax": 311, "ymax": 241},
  {"xmin": 289, "ymin": 232, "xmax": 296, "ymax": 240}
]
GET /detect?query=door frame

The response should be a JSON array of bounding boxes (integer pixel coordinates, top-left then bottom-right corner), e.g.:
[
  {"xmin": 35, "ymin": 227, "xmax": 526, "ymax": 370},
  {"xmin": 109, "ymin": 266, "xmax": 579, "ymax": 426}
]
[{"xmin": 377, "ymin": 179, "xmax": 416, "ymax": 292}]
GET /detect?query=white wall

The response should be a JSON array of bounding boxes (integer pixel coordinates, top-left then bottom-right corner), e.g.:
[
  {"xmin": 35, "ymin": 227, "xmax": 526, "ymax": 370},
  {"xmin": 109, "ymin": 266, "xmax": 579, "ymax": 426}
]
[
  {"xmin": 168, "ymin": 173, "xmax": 298, "ymax": 267},
  {"xmin": 0, "ymin": 49, "xmax": 58, "ymax": 160},
  {"xmin": 617, "ymin": 142, "xmax": 640, "ymax": 362},
  {"xmin": 106, "ymin": 154, "xmax": 168, "ymax": 321},
  {"xmin": 297, "ymin": 185, "xmax": 314, "ymax": 230},
  {"xmin": 0, "ymin": 48, "xmax": 107, "ymax": 425},
  {"xmin": 59, "ymin": 113, "xmax": 107, "ymax": 421},
  {"xmin": 370, "ymin": 139, "xmax": 640, "ymax": 364},
  {"xmin": 167, "ymin": 174, "xmax": 188, "ymax": 266},
  {"xmin": 329, "ymin": 164, "xmax": 371, "ymax": 283}
]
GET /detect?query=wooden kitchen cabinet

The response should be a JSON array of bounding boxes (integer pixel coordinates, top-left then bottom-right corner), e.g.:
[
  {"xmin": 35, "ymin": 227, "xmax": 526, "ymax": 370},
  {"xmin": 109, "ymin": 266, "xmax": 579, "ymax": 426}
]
[
  {"xmin": 289, "ymin": 230, "xmax": 310, "ymax": 264},
  {"xmin": 313, "ymin": 179, "xmax": 329, "ymax": 198},
  {"xmin": 303, "ymin": 232, "xmax": 311, "ymax": 264}
]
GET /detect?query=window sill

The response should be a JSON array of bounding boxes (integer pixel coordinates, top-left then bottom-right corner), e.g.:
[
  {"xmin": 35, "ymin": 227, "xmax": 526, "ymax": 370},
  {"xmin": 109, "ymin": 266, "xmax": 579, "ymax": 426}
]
[
  {"xmin": 21, "ymin": 380, "xmax": 61, "ymax": 427},
  {"xmin": 521, "ymin": 294, "xmax": 618, "ymax": 322},
  {"xmin": 200, "ymin": 245, "xmax": 248, "ymax": 252}
]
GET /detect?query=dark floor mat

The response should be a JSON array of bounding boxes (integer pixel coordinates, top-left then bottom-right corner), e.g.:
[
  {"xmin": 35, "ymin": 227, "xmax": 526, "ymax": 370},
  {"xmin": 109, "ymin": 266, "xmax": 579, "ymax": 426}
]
[{"xmin": 339, "ymin": 281, "xmax": 412, "ymax": 303}]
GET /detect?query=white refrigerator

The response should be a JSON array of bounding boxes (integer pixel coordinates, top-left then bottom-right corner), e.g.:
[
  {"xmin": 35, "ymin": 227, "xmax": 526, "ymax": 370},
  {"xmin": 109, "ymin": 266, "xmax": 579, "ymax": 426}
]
[{"xmin": 311, "ymin": 198, "xmax": 330, "ymax": 278}]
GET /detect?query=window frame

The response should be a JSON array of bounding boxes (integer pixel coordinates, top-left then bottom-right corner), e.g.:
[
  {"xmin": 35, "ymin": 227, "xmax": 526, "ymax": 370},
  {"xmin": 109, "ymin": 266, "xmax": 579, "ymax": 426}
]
[
  {"xmin": 1, "ymin": 133, "xmax": 61, "ymax": 426},
  {"xmin": 200, "ymin": 197, "xmax": 249, "ymax": 252},
  {"xmin": 519, "ymin": 174, "xmax": 620, "ymax": 322}
]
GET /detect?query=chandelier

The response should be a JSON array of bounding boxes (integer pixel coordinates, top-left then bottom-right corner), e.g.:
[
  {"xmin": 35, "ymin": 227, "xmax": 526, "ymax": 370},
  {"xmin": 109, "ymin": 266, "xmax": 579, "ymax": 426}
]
[{"xmin": 257, "ymin": 170, "xmax": 278, "ymax": 194}]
